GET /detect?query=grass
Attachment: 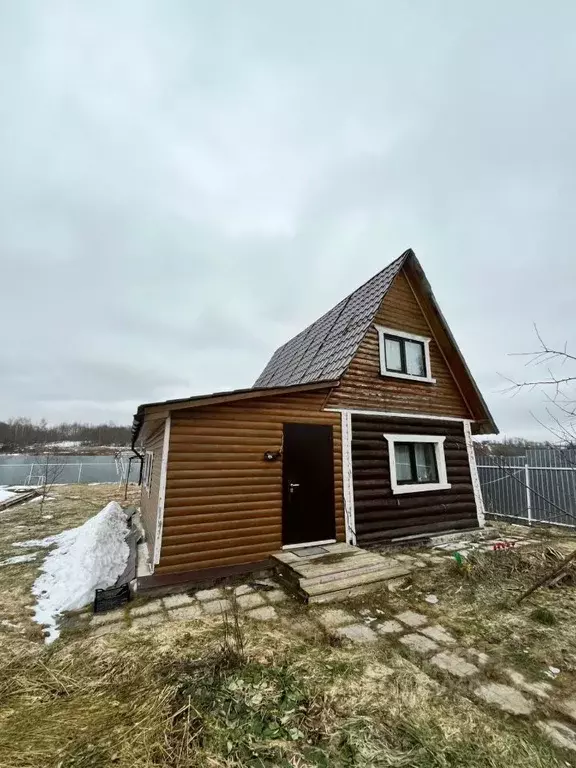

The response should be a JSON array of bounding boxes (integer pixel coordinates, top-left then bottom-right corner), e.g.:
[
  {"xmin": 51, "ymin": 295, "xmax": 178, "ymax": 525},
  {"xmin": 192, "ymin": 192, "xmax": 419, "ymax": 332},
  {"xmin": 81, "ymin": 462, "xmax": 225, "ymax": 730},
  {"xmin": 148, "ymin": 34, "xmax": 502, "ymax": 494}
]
[{"xmin": 0, "ymin": 496, "xmax": 574, "ymax": 766}]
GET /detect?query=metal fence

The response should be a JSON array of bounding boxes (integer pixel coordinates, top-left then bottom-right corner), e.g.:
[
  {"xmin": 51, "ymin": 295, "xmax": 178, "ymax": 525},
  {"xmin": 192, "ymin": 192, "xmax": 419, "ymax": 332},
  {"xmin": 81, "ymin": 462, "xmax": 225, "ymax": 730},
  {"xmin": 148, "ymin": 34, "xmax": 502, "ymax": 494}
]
[
  {"xmin": 0, "ymin": 454, "xmax": 140, "ymax": 487},
  {"xmin": 477, "ymin": 449, "xmax": 576, "ymax": 529}
]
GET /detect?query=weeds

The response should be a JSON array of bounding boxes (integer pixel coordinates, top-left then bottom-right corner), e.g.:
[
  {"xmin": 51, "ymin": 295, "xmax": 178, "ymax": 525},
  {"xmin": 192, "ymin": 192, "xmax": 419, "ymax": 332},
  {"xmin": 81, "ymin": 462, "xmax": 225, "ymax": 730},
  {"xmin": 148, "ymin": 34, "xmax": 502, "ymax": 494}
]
[{"xmin": 530, "ymin": 606, "xmax": 557, "ymax": 626}]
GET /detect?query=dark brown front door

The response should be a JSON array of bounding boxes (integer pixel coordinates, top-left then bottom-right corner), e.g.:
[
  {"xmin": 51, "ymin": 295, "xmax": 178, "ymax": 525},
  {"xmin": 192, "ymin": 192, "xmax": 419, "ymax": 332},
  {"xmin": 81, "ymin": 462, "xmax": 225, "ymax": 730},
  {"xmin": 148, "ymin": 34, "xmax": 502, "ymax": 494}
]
[{"xmin": 282, "ymin": 423, "xmax": 336, "ymax": 546}]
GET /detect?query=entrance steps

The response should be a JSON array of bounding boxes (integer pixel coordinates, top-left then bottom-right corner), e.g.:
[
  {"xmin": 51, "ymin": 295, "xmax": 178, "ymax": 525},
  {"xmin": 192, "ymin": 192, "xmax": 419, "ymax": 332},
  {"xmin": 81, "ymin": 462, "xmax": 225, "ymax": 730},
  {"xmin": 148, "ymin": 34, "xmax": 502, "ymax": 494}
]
[{"xmin": 272, "ymin": 542, "xmax": 412, "ymax": 603}]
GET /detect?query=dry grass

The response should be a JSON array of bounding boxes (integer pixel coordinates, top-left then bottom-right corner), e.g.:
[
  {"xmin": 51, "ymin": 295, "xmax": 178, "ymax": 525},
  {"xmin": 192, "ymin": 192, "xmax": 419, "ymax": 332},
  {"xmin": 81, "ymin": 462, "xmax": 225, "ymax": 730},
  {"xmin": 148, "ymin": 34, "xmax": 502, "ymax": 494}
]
[
  {"xmin": 0, "ymin": 498, "xmax": 572, "ymax": 766},
  {"xmin": 0, "ymin": 615, "xmax": 566, "ymax": 768}
]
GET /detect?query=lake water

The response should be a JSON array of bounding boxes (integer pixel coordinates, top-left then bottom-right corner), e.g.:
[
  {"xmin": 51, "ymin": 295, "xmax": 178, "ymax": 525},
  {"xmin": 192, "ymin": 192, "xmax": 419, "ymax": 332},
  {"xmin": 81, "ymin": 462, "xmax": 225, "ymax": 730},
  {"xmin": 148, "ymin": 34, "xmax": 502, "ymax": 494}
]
[{"xmin": 0, "ymin": 454, "xmax": 141, "ymax": 486}]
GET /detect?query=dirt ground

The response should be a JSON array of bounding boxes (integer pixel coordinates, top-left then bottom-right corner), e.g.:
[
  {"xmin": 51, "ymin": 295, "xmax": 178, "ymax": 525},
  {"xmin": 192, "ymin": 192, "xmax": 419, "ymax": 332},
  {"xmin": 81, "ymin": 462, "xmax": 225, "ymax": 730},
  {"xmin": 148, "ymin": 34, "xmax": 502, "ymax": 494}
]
[{"xmin": 1, "ymin": 487, "xmax": 576, "ymax": 767}]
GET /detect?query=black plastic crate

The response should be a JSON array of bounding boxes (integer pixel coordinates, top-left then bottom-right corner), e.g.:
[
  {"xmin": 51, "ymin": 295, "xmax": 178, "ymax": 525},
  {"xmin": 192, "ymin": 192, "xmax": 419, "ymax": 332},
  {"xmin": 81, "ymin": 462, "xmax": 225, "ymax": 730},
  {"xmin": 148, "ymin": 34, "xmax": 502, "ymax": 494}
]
[{"xmin": 94, "ymin": 583, "xmax": 131, "ymax": 614}]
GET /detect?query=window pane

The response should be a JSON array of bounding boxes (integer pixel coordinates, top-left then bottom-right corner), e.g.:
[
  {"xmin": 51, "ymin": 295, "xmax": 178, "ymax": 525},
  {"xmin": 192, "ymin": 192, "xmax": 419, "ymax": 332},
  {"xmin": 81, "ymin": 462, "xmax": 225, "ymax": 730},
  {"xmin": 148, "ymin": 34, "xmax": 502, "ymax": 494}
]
[
  {"xmin": 385, "ymin": 337, "xmax": 403, "ymax": 372},
  {"xmin": 405, "ymin": 341, "xmax": 426, "ymax": 376},
  {"xmin": 394, "ymin": 443, "xmax": 414, "ymax": 482},
  {"xmin": 414, "ymin": 443, "xmax": 438, "ymax": 483}
]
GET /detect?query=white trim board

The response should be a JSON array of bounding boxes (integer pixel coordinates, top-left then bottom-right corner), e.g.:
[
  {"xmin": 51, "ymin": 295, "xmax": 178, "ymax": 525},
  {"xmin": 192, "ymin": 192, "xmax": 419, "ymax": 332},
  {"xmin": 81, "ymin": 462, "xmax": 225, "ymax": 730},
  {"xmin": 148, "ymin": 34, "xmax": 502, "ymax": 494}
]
[
  {"xmin": 326, "ymin": 407, "xmax": 467, "ymax": 423},
  {"xmin": 153, "ymin": 415, "xmax": 171, "ymax": 566},
  {"xmin": 341, "ymin": 410, "xmax": 357, "ymax": 545},
  {"xmin": 282, "ymin": 539, "xmax": 336, "ymax": 550},
  {"xmin": 463, "ymin": 419, "xmax": 485, "ymax": 527},
  {"xmin": 384, "ymin": 433, "xmax": 451, "ymax": 495}
]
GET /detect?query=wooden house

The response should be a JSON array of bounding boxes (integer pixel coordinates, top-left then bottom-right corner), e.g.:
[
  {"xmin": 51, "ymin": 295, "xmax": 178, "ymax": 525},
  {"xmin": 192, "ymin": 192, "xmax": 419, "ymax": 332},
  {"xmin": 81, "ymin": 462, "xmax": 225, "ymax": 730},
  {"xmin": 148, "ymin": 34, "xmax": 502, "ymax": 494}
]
[{"xmin": 132, "ymin": 249, "xmax": 497, "ymax": 591}]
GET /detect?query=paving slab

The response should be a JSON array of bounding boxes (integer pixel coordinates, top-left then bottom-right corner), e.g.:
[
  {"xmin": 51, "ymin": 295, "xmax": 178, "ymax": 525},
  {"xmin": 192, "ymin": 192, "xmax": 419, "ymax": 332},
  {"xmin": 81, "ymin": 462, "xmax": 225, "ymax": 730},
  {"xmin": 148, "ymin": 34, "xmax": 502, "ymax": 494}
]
[
  {"xmin": 163, "ymin": 593, "xmax": 196, "ymax": 609},
  {"xmin": 91, "ymin": 622, "xmax": 123, "ymax": 637},
  {"xmin": 202, "ymin": 599, "xmax": 232, "ymax": 616},
  {"xmin": 396, "ymin": 610, "xmax": 428, "ymax": 628},
  {"xmin": 376, "ymin": 620, "xmax": 404, "ymax": 635},
  {"xmin": 363, "ymin": 662, "xmax": 395, "ymax": 680},
  {"xmin": 131, "ymin": 600, "xmax": 164, "ymax": 617},
  {"xmin": 335, "ymin": 623, "xmax": 378, "ymax": 644},
  {"xmin": 387, "ymin": 577, "xmax": 408, "ymax": 592},
  {"xmin": 91, "ymin": 608, "xmax": 127, "ymax": 626},
  {"xmin": 430, "ymin": 652, "xmax": 478, "ymax": 678},
  {"xmin": 555, "ymin": 696, "xmax": 576, "ymax": 724},
  {"xmin": 537, "ymin": 720, "xmax": 576, "ymax": 752},
  {"xmin": 236, "ymin": 592, "xmax": 266, "ymax": 609},
  {"xmin": 246, "ymin": 606, "xmax": 277, "ymax": 621},
  {"xmin": 265, "ymin": 589, "xmax": 288, "ymax": 604},
  {"xmin": 419, "ymin": 625, "xmax": 456, "ymax": 645},
  {"xmin": 195, "ymin": 588, "xmax": 224, "ymax": 602},
  {"xmin": 233, "ymin": 584, "xmax": 254, "ymax": 596},
  {"xmin": 504, "ymin": 669, "xmax": 553, "ymax": 701},
  {"xmin": 474, "ymin": 683, "xmax": 533, "ymax": 715},
  {"xmin": 465, "ymin": 647, "xmax": 490, "ymax": 666},
  {"xmin": 399, "ymin": 633, "xmax": 439, "ymax": 655},
  {"xmin": 318, "ymin": 608, "xmax": 356, "ymax": 629},
  {"xmin": 130, "ymin": 613, "xmax": 165, "ymax": 630},
  {"xmin": 168, "ymin": 604, "xmax": 203, "ymax": 621}
]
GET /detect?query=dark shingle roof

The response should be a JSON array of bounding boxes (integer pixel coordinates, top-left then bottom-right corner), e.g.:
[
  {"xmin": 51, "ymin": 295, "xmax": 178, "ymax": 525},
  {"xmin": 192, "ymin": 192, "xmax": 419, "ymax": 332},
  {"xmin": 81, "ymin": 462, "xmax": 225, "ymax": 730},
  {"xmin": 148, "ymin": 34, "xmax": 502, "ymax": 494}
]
[{"xmin": 254, "ymin": 250, "xmax": 410, "ymax": 388}]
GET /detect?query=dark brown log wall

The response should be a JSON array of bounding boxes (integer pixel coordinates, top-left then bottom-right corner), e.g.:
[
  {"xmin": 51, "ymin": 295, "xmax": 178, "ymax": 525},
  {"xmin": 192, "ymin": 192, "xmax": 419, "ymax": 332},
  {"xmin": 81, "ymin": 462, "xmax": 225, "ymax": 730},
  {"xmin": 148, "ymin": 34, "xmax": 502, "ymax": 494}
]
[
  {"xmin": 155, "ymin": 391, "xmax": 344, "ymax": 575},
  {"xmin": 328, "ymin": 268, "xmax": 474, "ymax": 418},
  {"xmin": 352, "ymin": 415, "xmax": 478, "ymax": 543}
]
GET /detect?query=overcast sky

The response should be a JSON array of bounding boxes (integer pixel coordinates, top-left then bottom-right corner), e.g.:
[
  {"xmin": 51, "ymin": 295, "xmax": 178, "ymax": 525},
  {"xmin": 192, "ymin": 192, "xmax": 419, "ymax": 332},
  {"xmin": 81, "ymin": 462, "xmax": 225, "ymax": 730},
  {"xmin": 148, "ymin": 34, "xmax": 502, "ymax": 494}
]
[{"xmin": 1, "ymin": 2, "xmax": 575, "ymax": 437}]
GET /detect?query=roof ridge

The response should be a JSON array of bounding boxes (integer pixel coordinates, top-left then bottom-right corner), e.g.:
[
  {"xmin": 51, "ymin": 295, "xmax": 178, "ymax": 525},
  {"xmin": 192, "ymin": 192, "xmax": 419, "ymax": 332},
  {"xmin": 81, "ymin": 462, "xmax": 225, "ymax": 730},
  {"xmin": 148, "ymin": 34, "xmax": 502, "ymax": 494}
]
[{"xmin": 254, "ymin": 249, "xmax": 412, "ymax": 388}]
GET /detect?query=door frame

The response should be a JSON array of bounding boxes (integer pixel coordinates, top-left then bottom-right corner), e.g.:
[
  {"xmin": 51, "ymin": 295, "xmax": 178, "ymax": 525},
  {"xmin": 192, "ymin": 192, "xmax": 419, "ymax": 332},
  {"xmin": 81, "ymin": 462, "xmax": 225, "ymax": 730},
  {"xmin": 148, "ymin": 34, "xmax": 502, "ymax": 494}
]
[{"xmin": 281, "ymin": 422, "xmax": 336, "ymax": 547}]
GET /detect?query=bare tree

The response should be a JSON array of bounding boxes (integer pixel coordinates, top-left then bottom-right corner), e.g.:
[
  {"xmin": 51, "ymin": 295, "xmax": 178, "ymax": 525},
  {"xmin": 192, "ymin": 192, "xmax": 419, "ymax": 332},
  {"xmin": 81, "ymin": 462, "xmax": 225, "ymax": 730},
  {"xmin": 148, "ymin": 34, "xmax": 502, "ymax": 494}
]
[
  {"xmin": 504, "ymin": 325, "xmax": 576, "ymax": 452},
  {"xmin": 37, "ymin": 452, "xmax": 67, "ymax": 513}
]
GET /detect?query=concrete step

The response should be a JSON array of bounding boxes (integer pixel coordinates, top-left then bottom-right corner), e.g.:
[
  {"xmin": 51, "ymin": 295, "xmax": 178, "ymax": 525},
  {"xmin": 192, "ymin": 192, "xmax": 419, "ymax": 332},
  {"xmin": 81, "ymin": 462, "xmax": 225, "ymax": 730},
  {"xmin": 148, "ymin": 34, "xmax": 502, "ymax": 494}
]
[
  {"xmin": 301, "ymin": 559, "xmax": 404, "ymax": 587},
  {"xmin": 303, "ymin": 563, "xmax": 411, "ymax": 601},
  {"xmin": 289, "ymin": 552, "xmax": 395, "ymax": 580}
]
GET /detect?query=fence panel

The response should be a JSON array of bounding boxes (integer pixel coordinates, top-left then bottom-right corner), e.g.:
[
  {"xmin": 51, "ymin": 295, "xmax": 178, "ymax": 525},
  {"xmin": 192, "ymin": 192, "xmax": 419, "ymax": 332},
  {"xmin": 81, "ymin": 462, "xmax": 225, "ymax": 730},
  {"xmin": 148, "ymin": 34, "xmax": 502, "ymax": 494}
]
[{"xmin": 477, "ymin": 449, "xmax": 576, "ymax": 529}]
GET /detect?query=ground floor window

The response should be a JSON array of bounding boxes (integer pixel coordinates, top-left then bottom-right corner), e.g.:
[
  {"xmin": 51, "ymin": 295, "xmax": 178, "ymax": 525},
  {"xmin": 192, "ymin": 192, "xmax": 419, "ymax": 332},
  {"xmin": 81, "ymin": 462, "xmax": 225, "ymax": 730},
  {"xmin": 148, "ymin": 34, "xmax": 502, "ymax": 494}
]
[
  {"xmin": 383, "ymin": 434, "xmax": 451, "ymax": 495},
  {"xmin": 143, "ymin": 450, "xmax": 154, "ymax": 494}
]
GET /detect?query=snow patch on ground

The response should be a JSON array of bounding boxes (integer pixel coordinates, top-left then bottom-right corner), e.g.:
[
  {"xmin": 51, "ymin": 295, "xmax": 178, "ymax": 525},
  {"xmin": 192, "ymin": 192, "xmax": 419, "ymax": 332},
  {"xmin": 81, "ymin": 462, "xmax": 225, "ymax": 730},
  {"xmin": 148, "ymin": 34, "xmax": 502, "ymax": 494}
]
[
  {"xmin": 23, "ymin": 501, "xmax": 130, "ymax": 643},
  {"xmin": 0, "ymin": 489, "xmax": 17, "ymax": 504},
  {"xmin": 0, "ymin": 553, "xmax": 39, "ymax": 566}
]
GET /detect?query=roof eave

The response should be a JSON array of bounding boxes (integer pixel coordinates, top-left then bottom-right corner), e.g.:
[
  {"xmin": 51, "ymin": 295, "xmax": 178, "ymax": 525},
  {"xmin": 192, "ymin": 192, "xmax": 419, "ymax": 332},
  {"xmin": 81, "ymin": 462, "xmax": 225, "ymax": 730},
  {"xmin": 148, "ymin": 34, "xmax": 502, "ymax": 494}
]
[{"xmin": 131, "ymin": 379, "xmax": 340, "ymax": 446}]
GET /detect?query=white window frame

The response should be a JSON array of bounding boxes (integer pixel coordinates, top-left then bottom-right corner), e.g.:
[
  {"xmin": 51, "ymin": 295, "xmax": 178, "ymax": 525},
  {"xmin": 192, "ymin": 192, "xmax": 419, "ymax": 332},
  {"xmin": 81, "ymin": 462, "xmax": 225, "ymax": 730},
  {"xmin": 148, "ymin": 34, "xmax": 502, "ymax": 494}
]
[
  {"xmin": 143, "ymin": 450, "xmax": 154, "ymax": 495},
  {"xmin": 376, "ymin": 325, "xmax": 435, "ymax": 383},
  {"xmin": 384, "ymin": 434, "xmax": 451, "ymax": 495}
]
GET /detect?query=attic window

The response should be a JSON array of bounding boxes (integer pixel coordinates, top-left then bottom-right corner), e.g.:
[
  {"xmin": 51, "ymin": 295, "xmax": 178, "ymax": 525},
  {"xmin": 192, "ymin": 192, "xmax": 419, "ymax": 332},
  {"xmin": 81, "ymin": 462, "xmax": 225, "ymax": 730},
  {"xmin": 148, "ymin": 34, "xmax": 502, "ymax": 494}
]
[{"xmin": 376, "ymin": 326, "xmax": 435, "ymax": 383}]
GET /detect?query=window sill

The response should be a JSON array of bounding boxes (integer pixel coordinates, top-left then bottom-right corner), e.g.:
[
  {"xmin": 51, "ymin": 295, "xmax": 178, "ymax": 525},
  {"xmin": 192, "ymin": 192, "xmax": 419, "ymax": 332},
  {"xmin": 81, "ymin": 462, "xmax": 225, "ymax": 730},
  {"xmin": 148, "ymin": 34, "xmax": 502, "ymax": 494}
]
[
  {"xmin": 392, "ymin": 482, "xmax": 452, "ymax": 495},
  {"xmin": 380, "ymin": 371, "xmax": 436, "ymax": 384}
]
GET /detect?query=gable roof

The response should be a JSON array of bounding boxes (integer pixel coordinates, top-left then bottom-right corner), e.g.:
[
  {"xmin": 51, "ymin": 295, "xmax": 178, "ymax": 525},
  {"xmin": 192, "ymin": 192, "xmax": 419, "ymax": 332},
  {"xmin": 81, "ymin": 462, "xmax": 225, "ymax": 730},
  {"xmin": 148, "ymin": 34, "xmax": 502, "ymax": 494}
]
[
  {"xmin": 255, "ymin": 249, "xmax": 498, "ymax": 434},
  {"xmin": 255, "ymin": 251, "xmax": 409, "ymax": 388}
]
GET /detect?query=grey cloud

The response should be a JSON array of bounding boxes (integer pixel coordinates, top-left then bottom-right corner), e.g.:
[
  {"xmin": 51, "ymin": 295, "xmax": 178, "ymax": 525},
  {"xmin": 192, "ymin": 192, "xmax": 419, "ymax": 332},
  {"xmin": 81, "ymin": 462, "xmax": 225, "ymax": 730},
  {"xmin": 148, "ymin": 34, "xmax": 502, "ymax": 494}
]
[{"xmin": 1, "ymin": 0, "xmax": 575, "ymax": 435}]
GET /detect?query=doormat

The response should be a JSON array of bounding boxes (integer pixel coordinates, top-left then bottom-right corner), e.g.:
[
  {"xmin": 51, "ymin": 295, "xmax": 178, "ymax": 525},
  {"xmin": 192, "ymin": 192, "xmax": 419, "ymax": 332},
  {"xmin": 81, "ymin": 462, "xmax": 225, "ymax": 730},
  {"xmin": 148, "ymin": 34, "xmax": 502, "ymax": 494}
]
[{"xmin": 294, "ymin": 546, "xmax": 328, "ymax": 557}]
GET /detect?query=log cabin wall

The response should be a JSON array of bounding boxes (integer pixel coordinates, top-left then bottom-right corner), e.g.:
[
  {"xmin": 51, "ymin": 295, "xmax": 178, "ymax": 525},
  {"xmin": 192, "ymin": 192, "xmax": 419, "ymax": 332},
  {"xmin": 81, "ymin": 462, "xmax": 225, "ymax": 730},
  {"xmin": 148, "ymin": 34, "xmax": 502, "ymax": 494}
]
[
  {"xmin": 139, "ymin": 421, "xmax": 167, "ymax": 557},
  {"xmin": 155, "ymin": 390, "xmax": 344, "ymax": 576},
  {"xmin": 352, "ymin": 415, "xmax": 477, "ymax": 543},
  {"xmin": 328, "ymin": 268, "xmax": 474, "ymax": 418}
]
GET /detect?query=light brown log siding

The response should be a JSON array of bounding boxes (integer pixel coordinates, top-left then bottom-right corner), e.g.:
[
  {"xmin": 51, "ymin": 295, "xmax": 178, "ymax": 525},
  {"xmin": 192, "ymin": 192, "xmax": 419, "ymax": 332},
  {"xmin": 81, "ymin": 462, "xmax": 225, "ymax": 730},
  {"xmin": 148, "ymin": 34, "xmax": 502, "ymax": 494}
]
[
  {"xmin": 352, "ymin": 415, "xmax": 477, "ymax": 543},
  {"xmin": 139, "ymin": 421, "xmax": 167, "ymax": 557},
  {"xmin": 328, "ymin": 268, "xmax": 474, "ymax": 418},
  {"xmin": 155, "ymin": 391, "xmax": 344, "ymax": 575}
]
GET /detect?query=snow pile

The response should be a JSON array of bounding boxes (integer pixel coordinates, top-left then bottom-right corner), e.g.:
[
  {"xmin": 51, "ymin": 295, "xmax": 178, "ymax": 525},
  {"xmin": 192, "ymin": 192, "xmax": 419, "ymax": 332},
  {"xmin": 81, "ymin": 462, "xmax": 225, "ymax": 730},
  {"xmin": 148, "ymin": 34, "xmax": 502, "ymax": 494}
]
[
  {"xmin": 0, "ymin": 488, "xmax": 17, "ymax": 505},
  {"xmin": 26, "ymin": 501, "xmax": 130, "ymax": 643},
  {"xmin": 0, "ymin": 553, "xmax": 39, "ymax": 566}
]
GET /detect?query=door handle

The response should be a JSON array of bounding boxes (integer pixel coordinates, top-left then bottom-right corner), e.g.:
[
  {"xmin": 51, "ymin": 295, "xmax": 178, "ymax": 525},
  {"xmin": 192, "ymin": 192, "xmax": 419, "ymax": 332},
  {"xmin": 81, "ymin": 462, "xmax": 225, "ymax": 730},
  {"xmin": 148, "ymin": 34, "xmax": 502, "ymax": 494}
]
[{"xmin": 289, "ymin": 483, "xmax": 300, "ymax": 493}]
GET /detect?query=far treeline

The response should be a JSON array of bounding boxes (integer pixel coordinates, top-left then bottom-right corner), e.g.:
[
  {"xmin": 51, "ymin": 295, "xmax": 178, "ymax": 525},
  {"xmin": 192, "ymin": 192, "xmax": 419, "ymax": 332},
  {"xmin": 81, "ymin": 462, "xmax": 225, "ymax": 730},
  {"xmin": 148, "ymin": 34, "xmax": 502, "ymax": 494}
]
[
  {"xmin": 0, "ymin": 418, "xmax": 132, "ymax": 451},
  {"xmin": 476, "ymin": 437, "xmax": 574, "ymax": 456}
]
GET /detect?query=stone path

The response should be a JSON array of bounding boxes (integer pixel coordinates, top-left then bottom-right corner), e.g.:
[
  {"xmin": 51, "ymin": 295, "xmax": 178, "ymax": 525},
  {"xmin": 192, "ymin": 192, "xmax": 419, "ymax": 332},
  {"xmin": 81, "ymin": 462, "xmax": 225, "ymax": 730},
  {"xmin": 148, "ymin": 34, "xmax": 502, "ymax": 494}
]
[
  {"xmin": 87, "ymin": 579, "xmax": 288, "ymax": 637},
  {"xmin": 316, "ymin": 604, "xmax": 576, "ymax": 752},
  {"xmin": 81, "ymin": 539, "xmax": 576, "ymax": 757}
]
